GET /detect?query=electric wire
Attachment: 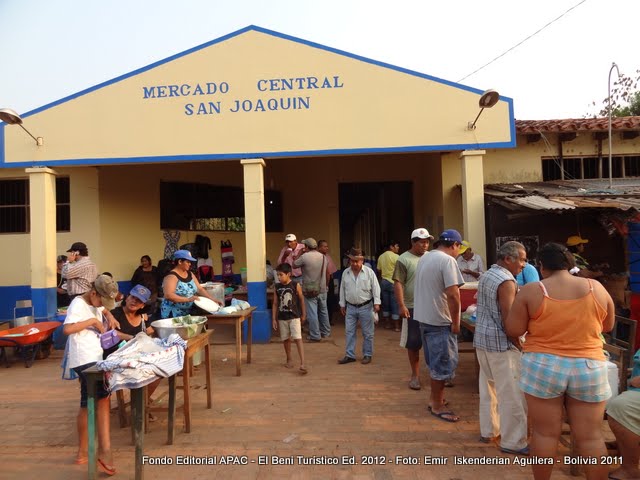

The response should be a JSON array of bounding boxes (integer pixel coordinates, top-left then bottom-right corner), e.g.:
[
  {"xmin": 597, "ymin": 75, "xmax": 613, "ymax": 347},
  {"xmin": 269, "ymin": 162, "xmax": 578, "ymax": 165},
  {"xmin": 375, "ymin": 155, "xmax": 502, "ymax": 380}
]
[{"xmin": 457, "ymin": 0, "xmax": 588, "ymax": 82}]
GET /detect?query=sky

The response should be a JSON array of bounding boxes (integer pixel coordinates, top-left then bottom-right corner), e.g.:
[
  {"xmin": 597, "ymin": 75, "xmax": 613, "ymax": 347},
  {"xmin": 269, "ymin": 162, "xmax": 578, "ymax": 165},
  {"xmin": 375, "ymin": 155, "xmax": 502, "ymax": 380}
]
[{"xmin": 0, "ymin": 0, "xmax": 638, "ymax": 120}]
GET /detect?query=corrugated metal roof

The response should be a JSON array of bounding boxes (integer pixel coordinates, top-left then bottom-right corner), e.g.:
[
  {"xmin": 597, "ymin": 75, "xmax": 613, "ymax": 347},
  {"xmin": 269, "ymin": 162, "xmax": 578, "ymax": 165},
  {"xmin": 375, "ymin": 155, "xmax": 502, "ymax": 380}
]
[{"xmin": 485, "ymin": 180, "xmax": 640, "ymax": 212}]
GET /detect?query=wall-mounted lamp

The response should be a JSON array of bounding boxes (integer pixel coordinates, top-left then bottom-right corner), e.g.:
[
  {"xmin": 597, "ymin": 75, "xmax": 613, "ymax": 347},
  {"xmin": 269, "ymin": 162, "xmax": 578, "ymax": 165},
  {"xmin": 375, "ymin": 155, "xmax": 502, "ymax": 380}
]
[
  {"xmin": 467, "ymin": 89, "xmax": 500, "ymax": 130},
  {"xmin": 0, "ymin": 108, "xmax": 43, "ymax": 146}
]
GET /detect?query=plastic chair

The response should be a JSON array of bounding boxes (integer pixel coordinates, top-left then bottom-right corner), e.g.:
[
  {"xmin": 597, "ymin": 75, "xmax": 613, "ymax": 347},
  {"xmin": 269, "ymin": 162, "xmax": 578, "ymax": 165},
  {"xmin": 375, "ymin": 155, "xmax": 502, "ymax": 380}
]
[{"xmin": 13, "ymin": 300, "xmax": 34, "ymax": 328}]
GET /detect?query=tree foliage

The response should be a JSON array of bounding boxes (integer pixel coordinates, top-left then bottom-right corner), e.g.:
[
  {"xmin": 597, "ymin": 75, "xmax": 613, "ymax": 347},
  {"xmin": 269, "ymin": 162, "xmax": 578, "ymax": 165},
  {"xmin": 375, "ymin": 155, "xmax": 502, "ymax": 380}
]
[{"xmin": 586, "ymin": 69, "xmax": 640, "ymax": 118}]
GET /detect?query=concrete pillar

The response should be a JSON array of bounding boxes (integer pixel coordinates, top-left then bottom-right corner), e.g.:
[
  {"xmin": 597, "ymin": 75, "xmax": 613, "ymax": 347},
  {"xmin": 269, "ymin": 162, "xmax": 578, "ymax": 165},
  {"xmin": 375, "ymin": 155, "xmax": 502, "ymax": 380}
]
[
  {"xmin": 460, "ymin": 150, "xmax": 487, "ymax": 262},
  {"xmin": 27, "ymin": 167, "xmax": 58, "ymax": 321},
  {"xmin": 241, "ymin": 158, "xmax": 270, "ymax": 343}
]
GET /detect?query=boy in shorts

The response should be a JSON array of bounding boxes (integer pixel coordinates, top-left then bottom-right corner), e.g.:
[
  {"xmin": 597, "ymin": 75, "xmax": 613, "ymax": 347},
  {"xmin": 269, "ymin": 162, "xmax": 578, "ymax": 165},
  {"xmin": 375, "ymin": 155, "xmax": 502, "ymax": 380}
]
[{"xmin": 272, "ymin": 263, "xmax": 308, "ymax": 374}]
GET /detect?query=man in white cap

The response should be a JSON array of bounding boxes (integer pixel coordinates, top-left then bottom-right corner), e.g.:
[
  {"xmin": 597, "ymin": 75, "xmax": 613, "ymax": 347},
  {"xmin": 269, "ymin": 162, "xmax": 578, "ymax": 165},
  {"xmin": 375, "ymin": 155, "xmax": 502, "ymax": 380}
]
[
  {"xmin": 393, "ymin": 228, "xmax": 433, "ymax": 390},
  {"xmin": 277, "ymin": 234, "xmax": 305, "ymax": 282}
]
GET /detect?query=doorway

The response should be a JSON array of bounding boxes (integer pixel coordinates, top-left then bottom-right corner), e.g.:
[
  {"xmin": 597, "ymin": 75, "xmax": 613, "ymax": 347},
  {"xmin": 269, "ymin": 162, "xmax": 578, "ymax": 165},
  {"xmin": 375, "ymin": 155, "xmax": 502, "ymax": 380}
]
[{"xmin": 338, "ymin": 182, "xmax": 414, "ymax": 268}]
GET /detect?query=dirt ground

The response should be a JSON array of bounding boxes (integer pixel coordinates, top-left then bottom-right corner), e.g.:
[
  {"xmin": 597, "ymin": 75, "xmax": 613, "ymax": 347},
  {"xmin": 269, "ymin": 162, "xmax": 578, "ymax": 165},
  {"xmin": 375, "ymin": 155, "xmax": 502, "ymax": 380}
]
[{"xmin": 0, "ymin": 322, "xmax": 614, "ymax": 479}]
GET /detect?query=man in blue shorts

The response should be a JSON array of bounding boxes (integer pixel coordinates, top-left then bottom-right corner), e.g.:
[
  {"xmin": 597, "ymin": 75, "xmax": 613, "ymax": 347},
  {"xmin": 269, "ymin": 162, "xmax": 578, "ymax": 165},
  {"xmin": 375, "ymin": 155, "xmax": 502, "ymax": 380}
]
[
  {"xmin": 393, "ymin": 228, "xmax": 433, "ymax": 391},
  {"xmin": 413, "ymin": 229, "xmax": 464, "ymax": 422}
]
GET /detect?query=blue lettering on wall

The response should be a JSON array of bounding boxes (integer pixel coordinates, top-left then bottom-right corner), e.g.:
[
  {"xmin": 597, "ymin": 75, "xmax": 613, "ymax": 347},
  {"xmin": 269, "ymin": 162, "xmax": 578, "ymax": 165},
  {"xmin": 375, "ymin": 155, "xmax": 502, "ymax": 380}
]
[
  {"xmin": 141, "ymin": 76, "xmax": 341, "ymax": 116},
  {"xmin": 252, "ymin": 76, "xmax": 343, "ymax": 91},
  {"xmin": 229, "ymin": 96, "xmax": 311, "ymax": 113}
]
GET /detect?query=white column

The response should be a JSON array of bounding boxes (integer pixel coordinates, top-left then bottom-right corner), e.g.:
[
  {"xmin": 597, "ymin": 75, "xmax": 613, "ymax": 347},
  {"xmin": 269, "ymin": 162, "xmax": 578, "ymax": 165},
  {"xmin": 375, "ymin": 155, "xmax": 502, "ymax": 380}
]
[
  {"xmin": 241, "ymin": 158, "xmax": 267, "ymax": 285},
  {"xmin": 26, "ymin": 166, "xmax": 58, "ymax": 320},
  {"xmin": 460, "ymin": 150, "xmax": 487, "ymax": 262}
]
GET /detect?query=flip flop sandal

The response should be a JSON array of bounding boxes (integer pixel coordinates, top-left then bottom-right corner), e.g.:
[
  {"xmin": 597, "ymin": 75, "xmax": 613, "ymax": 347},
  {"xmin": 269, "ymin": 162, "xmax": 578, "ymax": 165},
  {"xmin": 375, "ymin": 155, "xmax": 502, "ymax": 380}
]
[
  {"xmin": 429, "ymin": 410, "xmax": 459, "ymax": 423},
  {"xmin": 500, "ymin": 446, "xmax": 529, "ymax": 456},
  {"xmin": 74, "ymin": 458, "xmax": 88, "ymax": 465},
  {"xmin": 98, "ymin": 459, "xmax": 117, "ymax": 476},
  {"xmin": 299, "ymin": 366, "xmax": 308, "ymax": 375}
]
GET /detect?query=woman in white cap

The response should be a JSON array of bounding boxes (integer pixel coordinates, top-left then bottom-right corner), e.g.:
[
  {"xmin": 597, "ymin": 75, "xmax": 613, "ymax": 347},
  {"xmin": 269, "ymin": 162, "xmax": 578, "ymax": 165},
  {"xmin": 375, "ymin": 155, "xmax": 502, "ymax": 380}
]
[{"xmin": 160, "ymin": 249, "xmax": 220, "ymax": 318}]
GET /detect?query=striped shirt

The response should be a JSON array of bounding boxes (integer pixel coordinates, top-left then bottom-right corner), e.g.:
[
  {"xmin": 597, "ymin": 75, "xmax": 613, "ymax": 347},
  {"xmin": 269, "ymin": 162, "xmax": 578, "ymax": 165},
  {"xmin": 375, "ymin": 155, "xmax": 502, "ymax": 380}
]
[
  {"xmin": 473, "ymin": 264, "xmax": 517, "ymax": 352},
  {"xmin": 61, "ymin": 256, "xmax": 98, "ymax": 295}
]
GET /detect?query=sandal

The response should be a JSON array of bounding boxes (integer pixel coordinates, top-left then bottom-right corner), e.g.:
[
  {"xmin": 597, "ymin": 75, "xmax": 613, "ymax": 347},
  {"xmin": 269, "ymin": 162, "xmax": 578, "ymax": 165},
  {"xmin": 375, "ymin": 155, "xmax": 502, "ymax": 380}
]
[
  {"xmin": 429, "ymin": 409, "xmax": 459, "ymax": 423},
  {"xmin": 408, "ymin": 378, "xmax": 421, "ymax": 390},
  {"xmin": 299, "ymin": 366, "xmax": 308, "ymax": 375},
  {"xmin": 98, "ymin": 458, "xmax": 117, "ymax": 476}
]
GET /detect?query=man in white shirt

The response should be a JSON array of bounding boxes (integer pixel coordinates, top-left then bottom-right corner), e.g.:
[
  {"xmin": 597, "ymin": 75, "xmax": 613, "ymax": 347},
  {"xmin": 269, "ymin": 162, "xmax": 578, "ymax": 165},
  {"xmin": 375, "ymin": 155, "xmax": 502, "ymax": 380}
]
[
  {"xmin": 338, "ymin": 248, "xmax": 381, "ymax": 365},
  {"xmin": 457, "ymin": 241, "xmax": 484, "ymax": 283}
]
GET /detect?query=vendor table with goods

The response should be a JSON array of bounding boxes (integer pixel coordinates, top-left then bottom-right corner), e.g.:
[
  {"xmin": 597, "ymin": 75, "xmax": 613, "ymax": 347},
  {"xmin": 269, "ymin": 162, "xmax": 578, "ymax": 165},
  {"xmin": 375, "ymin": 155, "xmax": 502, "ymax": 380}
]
[
  {"xmin": 206, "ymin": 307, "xmax": 256, "ymax": 376},
  {"xmin": 85, "ymin": 329, "xmax": 213, "ymax": 480}
]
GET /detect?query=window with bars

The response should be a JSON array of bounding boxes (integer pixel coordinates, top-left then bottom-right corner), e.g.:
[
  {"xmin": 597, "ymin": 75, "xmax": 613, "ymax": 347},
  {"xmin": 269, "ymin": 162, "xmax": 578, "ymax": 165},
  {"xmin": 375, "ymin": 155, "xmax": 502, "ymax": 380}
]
[
  {"xmin": 160, "ymin": 181, "xmax": 282, "ymax": 232},
  {"xmin": 0, "ymin": 177, "xmax": 71, "ymax": 233},
  {"xmin": 542, "ymin": 156, "xmax": 640, "ymax": 181}
]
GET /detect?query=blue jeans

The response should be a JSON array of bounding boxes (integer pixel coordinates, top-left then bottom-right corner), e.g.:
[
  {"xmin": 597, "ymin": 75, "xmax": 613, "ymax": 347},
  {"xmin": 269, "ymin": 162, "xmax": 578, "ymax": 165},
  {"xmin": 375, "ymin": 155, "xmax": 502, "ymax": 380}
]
[
  {"xmin": 380, "ymin": 279, "xmax": 399, "ymax": 319},
  {"xmin": 304, "ymin": 293, "xmax": 331, "ymax": 340},
  {"xmin": 419, "ymin": 323, "xmax": 458, "ymax": 381},
  {"xmin": 344, "ymin": 303, "xmax": 374, "ymax": 358}
]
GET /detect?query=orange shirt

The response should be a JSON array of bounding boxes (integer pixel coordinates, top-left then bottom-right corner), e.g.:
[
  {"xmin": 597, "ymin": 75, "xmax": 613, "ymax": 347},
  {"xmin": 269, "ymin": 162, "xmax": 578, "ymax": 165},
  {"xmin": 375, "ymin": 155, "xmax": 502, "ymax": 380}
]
[{"xmin": 523, "ymin": 280, "xmax": 607, "ymax": 361}]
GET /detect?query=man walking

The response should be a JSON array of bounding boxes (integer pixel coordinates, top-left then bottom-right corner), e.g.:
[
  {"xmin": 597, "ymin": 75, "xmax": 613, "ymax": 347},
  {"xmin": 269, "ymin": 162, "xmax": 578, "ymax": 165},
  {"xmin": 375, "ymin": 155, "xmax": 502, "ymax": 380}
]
[
  {"xmin": 413, "ymin": 229, "xmax": 464, "ymax": 422},
  {"xmin": 377, "ymin": 240, "xmax": 401, "ymax": 331},
  {"xmin": 62, "ymin": 242, "xmax": 98, "ymax": 299},
  {"xmin": 393, "ymin": 228, "xmax": 433, "ymax": 390},
  {"xmin": 338, "ymin": 248, "xmax": 381, "ymax": 365},
  {"xmin": 475, "ymin": 241, "xmax": 529, "ymax": 455},
  {"xmin": 293, "ymin": 238, "xmax": 330, "ymax": 341}
]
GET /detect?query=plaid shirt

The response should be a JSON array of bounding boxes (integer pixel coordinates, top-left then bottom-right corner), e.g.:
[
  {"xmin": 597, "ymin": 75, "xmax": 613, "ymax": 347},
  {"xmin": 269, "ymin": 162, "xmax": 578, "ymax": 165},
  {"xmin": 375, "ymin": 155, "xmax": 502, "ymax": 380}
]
[
  {"xmin": 61, "ymin": 256, "xmax": 97, "ymax": 295},
  {"xmin": 473, "ymin": 264, "xmax": 517, "ymax": 352}
]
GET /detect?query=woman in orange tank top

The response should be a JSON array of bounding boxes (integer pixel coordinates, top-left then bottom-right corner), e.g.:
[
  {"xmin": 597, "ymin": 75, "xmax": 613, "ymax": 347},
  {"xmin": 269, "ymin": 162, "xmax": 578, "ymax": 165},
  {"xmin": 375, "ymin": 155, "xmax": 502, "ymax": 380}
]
[{"xmin": 506, "ymin": 243, "xmax": 615, "ymax": 480}]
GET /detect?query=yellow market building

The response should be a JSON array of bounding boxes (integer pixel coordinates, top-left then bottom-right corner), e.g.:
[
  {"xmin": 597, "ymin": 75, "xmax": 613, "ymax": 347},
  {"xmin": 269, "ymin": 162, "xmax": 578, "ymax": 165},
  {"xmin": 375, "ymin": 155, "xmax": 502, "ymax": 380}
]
[{"xmin": 0, "ymin": 25, "xmax": 517, "ymax": 339}]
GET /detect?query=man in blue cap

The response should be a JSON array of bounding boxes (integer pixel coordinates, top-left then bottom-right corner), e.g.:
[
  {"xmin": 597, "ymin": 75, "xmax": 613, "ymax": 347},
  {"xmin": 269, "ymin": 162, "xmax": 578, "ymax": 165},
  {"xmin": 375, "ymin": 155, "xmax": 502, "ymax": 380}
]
[{"xmin": 413, "ymin": 229, "xmax": 465, "ymax": 423}]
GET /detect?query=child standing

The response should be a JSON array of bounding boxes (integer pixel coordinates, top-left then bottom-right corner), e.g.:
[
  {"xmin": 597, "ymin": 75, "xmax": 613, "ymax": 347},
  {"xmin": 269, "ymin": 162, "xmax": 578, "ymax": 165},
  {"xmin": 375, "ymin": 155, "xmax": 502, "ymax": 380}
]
[
  {"xmin": 63, "ymin": 274, "xmax": 120, "ymax": 474},
  {"xmin": 272, "ymin": 263, "xmax": 308, "ymax": 373}
]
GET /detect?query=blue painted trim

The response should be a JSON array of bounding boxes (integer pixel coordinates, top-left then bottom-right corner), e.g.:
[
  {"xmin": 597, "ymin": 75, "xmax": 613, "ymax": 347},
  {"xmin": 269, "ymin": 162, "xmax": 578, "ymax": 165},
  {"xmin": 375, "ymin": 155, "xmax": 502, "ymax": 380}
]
[
  {"xmin": 0, "ymin": 25, "xmax": 516, "ymax": 168},
  {"xmin": 1, "ymin": 140, "xmax": 516, "ymax": 169},
  {"xmin": 508, "ymin": 99, "xmax": 516, "ymax": 145},
  {"xmin": 0, "ymin": 285, "xmax": 32, "ymax": 322},
  {"xmin": 31, "ymin": 287, "xmax": 57, "ymax": 321},
  {"xmin": 247, "ymin": 280, "xmax": 267, "ymax": 309}
]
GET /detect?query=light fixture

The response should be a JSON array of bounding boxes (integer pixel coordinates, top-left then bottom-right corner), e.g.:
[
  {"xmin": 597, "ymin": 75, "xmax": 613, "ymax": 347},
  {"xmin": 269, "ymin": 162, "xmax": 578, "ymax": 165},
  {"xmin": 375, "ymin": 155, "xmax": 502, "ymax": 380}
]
[
  {"xmin": 467, "ymin": 89, "xmax": 500, "ymax": 130},
  {"xmin": 0, "ymin": 108, "xmax": 43, "ymax": 146}
]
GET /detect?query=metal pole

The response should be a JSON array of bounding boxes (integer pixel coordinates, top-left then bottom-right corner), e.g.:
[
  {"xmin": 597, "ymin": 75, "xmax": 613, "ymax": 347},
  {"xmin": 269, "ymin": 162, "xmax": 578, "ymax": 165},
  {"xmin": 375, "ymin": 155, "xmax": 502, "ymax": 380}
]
[{"xmin": 608, "ymin": 62, "xmax": 620, "ymax": 189}]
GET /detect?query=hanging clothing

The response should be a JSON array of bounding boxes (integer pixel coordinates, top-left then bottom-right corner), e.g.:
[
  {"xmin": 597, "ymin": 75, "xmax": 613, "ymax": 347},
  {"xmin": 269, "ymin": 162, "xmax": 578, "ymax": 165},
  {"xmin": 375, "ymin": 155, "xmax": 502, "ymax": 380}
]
[{"xmin": 163, "ymin": 231, "xmax": 181, "ymax": 259}]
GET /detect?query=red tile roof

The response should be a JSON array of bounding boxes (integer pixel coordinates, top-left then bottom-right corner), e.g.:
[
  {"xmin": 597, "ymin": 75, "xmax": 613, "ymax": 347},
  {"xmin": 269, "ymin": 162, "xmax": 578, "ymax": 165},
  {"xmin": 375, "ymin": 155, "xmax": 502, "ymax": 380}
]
[{"xmin": 516, "ymin": 116, "xmax": 640, "ymax": 134}]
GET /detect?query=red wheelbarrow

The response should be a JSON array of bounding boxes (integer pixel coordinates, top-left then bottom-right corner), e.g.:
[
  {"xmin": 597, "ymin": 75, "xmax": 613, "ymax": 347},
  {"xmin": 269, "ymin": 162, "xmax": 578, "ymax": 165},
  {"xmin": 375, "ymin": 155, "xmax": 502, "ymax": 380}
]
[{"xmin": 0, "ymin": 321, "xmax": 62, "ymax": 368}]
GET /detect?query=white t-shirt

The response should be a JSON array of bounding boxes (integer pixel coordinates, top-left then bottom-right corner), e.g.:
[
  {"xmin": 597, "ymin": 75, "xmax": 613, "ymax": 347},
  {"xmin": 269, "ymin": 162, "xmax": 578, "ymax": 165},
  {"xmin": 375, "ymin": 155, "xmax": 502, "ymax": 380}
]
[
  {"xmin": 64, "ymin": 296, "xmax": 104, "ymax": 369},
  {"xmin": 413, "ymin": 249, "xmax": 465, "ymax": 326}
]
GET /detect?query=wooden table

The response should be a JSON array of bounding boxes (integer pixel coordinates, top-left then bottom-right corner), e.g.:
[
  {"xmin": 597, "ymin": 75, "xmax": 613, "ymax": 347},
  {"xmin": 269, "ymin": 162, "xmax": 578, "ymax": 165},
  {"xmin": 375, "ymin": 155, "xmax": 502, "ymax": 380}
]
[
  {"xmin": 85, "ymin": 330, "xmax": 213, "ymax": 480},
  {"xmin": 167, "ymin": 329, "xmax": 213, "ymax": 442},
  {"xmin": 460, "ymin": 317, "xmax": 479, "ymax": 391},
  {"xmin": 85, "ymin": 366, "xmax": 152, "ymax": 480},
  {"xmin": 206, "ymin": 307, "xmax": 255, "ymax": 376}
]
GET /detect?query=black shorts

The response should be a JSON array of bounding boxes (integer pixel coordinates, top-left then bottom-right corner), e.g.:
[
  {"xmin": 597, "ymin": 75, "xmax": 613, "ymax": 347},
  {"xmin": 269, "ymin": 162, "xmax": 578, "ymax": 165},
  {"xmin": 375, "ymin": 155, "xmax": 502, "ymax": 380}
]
[
  {"xmin": 404, "ymin": 309, "xmax": 422, "ymax": 351},
  {"xmin": 73, "ymin": 362, "xmax": 110, "ymax": 408}
]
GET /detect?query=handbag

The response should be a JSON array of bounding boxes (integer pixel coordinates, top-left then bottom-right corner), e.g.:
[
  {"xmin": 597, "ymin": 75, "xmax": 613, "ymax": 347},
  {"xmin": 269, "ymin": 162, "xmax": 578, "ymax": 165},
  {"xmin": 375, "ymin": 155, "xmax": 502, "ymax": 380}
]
[
  {"xmin": 302, "ymin": 256, "xmax": 325, "ymax": 298},
  {"xmin": 100, "ymin": 329, "xmax": 120, "ymax": 350}
]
